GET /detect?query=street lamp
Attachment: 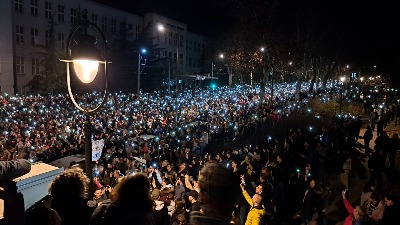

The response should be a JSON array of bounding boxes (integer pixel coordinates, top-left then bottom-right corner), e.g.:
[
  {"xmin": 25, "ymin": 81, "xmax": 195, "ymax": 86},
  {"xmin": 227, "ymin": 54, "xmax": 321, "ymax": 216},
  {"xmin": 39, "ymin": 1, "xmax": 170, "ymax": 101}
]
[
  {"xmin": 60, "ymin": 9, "xmax": 108, "ymax": 196},
  {"xmin": 137, "ymin": 48, "xmax": 147, "ymax": 96},
  {"xmin": 158, "ymin": 24, "xmax": 181, "ymax": 124},
  {"xmin": 211, "ymin": 53, "xmax": 224, "ymax": 89},
  {"xmin": 359, "ymin": 77, "xmax": 364, "ymax": 99},
  {"xmin": 339, "ymin": 76, "xmax": 346, "ymax": 115}
]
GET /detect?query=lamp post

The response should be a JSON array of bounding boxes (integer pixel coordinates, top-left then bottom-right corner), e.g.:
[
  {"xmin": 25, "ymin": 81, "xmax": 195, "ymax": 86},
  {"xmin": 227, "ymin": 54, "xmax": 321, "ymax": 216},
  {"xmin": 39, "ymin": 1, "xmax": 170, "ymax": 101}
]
[
  {"xmin": 339, "ymin": 76, "xmax": 346, "ymax": 115},
  {"xmin": 211, "ymin": 54, "xmax": 224, "ymax": 89},
  {"xmin": 260, "ymin": 47, "xmax": 266, "ymax": 104},
  {"xmin": 359, "ymin": 77, "xmax": 364, "ymax": 99},
  {"xmin": 60, "ymin": 9, "xmax": 108, "ymax": 198},
  {"xmin": 168, "ymin": 58, "xmax": 171, "ymax": 94},
  {"xmin": 158, "ymin": 24, "xmax": 181, "ymax": 124},
  {"xmin": 137, "ymin": 48, "xmax": 147, "ymax": 96}
]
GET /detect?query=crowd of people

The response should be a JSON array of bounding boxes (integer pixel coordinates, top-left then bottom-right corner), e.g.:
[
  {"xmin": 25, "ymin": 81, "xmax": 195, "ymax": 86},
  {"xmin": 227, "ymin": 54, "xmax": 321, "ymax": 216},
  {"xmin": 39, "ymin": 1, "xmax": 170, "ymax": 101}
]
[{"xmin": 1, "ymin": 81, "xmax": 400, "ymax": 225}]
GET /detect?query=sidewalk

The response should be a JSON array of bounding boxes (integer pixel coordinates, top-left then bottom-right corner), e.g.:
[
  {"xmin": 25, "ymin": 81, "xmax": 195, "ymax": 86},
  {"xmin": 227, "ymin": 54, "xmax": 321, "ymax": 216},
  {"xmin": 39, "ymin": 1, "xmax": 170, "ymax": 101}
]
[{"xmin": 324, "ymin": 114, "xmax": 400, "ymax": 225}]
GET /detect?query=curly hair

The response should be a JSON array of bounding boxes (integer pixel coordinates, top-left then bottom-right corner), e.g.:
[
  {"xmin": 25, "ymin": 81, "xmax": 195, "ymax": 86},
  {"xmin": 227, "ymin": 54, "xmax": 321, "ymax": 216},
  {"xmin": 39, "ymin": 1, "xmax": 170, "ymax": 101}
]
[
  {"xmin": 109, "ymin": 173, "xmax": 154, "ymax": 212},
  {"xmin": 197, "ymin": 163, "xmax": 237, "ymax": 217},
  {"xmin": 49, "ymin": 167, "xmax": 89, "ymax": 199}
]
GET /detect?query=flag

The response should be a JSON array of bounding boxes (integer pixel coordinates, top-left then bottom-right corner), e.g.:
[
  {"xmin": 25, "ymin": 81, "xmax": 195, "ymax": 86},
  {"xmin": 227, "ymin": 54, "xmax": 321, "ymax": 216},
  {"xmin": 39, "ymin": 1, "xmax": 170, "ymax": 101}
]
[{"xmin": 92, "ymin": 139, "xmax": 104, "ymax": 161}]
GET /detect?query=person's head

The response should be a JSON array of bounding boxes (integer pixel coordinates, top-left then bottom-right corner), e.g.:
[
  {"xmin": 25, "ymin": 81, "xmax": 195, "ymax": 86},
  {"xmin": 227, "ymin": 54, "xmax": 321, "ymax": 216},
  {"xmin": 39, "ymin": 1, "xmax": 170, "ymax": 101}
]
[
  {"xmin": 353, "ymin": 205, "xmax": 367, "ymax": 220},
  {"xmin": 166, "ymin": 164, "xmax": 173, "ymax": 171},
  {"xmin": 175, "ymin": 213, "xmax": 187, "ymax": 225},
  {"xmin": 110, "ymin": 173, "xmax": 154, "ymax": 211},
  {"xmin": 384, "ymin": 194, "xmax": 398, "ymax": 207},
  {"xmin": 370, "ymin": 192, "xmax": 380, "ymax": 205},
  {"xmin": 94, "ymin": 189, "xmax": 103, "ymax": 199},
  {"xmin": 174, "ymin": 199, "xmax": 186, "ymax": 213},
  {"xmin": 197, "ymin": 163, "xmax": 237, "ymax": 217},
  {"xmin": 309, "ymin": 179, "xmax": 316, "ymax": 189},
  {"xmin": 231, "ymin": 159, "xmax": 239, "ymax": 169},
  {"xmin": 252, "ymin": 193, "xmax": 263, "ymax": 207},
  {"xmin": 49, "ymin": 167, "xmax": 89, "ymax": 200},
  {"xmin": 151, "ymin": 188, "xmax": 160, "ymax": 201},
  {"xmin": 255, "ymin": 183, "xmax": 264, "ymax": 195},
  {"xmin": 259, "ymin": 173, "xmax": 268, "ymax": 182},
  {"xmin": 186, "ymin": 190, "xmax": 199, "ymax": 202}
]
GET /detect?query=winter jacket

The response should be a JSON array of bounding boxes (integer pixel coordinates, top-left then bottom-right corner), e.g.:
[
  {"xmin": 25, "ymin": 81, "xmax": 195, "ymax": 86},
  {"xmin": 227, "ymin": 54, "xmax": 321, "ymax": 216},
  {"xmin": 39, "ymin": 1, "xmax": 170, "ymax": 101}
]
[{"xmin": 242, "ymin": 190, "xmax": 266, "ymax": 225}]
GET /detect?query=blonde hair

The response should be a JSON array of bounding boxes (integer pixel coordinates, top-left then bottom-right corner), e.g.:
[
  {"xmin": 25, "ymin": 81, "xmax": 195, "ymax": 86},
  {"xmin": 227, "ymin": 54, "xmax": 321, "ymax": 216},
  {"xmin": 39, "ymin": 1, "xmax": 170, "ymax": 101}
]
[{"xmin": 355, "ymin": 205, "xmax": 367, "ymax": 218}]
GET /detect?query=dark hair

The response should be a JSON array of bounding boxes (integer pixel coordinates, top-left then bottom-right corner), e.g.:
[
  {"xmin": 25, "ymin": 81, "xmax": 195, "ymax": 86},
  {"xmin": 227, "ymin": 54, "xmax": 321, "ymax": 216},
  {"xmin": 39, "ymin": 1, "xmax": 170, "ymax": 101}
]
[
  {"xmin": 110, "ymin": 173, "xmax": 154, "ymax": 212},
  {"xmin": 370, "ymin": 192, "xmax": 380, "ymax": 201},
  {"xmin": 197, "ymin": 163, "xmax": 237, "ymax": 217},
  {"xmin": 49, "ymin": 167, "xmax": 89, "ymax": 199}
]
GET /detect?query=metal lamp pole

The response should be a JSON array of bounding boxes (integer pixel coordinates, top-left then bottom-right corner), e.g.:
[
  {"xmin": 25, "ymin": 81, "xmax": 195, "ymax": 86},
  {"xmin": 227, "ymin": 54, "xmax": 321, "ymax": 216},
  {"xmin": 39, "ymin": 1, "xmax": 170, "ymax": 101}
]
[
  {"xmin": 339, "ymin": 76, "xmax": 345, "ymax": 115},
  {"xmin": 211, "ymin": 62, "xmax": 214, "ymax": 82},
  {"xmin": 137, "ymin": 48, "xmax": 147, "ymax": 96},
  {"xmin": 137, "ymin": 51, "xmax": 141, "ymax": 96},
  {"xmin": 168, "ymin": 58, "xmax": 171, "ymax": 94},
  {"xmin": 60, "ymin": 9, "xmax": 108, "ymax": 199},
  {"xmin": 158, "ymin": 24, "xmax": 181, "ymax": 125},
  {"xmin": 175, "ymin": 41, "xmax": 179, "ymax": 124}
]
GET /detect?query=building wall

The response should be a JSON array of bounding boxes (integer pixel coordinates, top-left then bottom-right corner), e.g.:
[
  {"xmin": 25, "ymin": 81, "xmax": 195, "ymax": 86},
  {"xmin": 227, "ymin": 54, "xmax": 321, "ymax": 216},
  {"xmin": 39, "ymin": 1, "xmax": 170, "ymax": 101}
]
[
  {"xmin": 0, "ymin": 0, "xmax": 206, "ymax": 95},
  {"xmin": 0, "ymin": 0, "xmax": 14, "ymax": 95}
]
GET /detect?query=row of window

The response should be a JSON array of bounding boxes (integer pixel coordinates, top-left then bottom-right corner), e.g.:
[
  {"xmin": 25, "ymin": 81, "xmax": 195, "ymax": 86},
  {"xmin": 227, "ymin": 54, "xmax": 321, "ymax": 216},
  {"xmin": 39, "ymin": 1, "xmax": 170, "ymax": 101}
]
[
  {"xmin": 14, "ymin": 0, "xmax": 140, "ymax": 37},
  {"xmin": 16, "ymin": 25, "xmax": 65, "ymax": 49},
  {"xmin": 15, "ymin": 56, "xmax": 40, "ymax": 75},
  {"xmin": 15, "ymin": 0, "xmax": 74, "ymax": 23},
  {"xmin": 14, "ymin": 1, "xmax": 203, "ymax": 53}
]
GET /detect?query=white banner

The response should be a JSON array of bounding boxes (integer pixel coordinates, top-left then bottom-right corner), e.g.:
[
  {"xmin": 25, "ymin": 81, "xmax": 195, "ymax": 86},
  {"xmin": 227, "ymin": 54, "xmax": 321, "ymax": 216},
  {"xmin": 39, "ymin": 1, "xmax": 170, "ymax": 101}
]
[{"xmin": 92, "ymin": 139, "xmax": 104, "ymax": 161}]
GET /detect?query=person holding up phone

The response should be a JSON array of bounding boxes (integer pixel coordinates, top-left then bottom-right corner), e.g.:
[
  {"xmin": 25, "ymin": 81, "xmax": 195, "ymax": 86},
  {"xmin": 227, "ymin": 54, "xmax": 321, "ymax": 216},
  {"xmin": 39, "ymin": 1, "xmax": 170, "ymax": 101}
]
[{"xmin": 341, "ymin": 189, "xmax": 370, "ymax": 225}]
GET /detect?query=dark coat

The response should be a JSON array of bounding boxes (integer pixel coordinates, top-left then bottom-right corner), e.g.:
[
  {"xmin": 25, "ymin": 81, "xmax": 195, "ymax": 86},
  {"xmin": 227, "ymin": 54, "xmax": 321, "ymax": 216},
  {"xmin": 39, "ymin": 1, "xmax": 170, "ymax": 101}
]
[
  {"xmin": 52, "ymin": 196, "xmax": 93, "ymax": 225},
  {"xmin": 90, "ymin": 202, "xmax": 154, "ymax": 225},
  {"xmin": 188, "ymin": 210, "xmax": 232, "ymax": 225}
]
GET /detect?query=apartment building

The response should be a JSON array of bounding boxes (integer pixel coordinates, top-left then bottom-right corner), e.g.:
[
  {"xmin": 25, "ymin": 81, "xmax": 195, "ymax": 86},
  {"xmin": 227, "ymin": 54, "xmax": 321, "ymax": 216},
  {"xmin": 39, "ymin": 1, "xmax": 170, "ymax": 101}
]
[{"xmin": 0, "ymin": 0, "xmax": 206, "ymax": 95}]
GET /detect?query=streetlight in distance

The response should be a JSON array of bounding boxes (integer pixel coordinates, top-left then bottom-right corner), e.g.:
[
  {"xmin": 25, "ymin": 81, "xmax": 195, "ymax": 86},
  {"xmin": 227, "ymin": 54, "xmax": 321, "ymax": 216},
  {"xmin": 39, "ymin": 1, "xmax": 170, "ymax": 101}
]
[
  {"xmin": 137, "ymin": 48, "xmax": 147, "ymax": 96},
  {"xmin": 157, "ymin": 23, "xmax": 181, "ymax": 124},
  {"xmin": 60, "ymin": 9, "xmax": 108, "ymax": 197},
  {"xmin": 211, "ymin": 53, "xmax": 225, "ymax": 89},
  {"xmin": 339, "ymin": 76, "xmax": 346, "ymax": 115}
]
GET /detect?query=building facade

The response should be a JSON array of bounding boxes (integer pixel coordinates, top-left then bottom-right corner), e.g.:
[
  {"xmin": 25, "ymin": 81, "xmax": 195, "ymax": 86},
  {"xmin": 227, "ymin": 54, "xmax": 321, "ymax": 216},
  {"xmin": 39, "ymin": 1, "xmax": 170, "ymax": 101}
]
[{"xmin": 0, "ymin": 0, "xmax": 206, "ymax": 95}]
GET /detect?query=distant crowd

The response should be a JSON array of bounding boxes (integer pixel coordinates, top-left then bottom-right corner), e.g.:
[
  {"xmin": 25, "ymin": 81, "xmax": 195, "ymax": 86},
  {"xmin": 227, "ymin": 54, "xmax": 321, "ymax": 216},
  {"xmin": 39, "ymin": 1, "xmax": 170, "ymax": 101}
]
[{"xmin": 1, "ymin": 82, "xmax": 400, "ymax": 225}]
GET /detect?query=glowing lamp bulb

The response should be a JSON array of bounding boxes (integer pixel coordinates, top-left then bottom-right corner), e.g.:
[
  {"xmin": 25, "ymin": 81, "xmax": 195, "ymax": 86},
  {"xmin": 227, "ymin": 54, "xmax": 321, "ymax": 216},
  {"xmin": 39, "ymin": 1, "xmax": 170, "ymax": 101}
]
[{"xmin": 73, "ymin": 59, "xmax": 99, "ymax": 83}]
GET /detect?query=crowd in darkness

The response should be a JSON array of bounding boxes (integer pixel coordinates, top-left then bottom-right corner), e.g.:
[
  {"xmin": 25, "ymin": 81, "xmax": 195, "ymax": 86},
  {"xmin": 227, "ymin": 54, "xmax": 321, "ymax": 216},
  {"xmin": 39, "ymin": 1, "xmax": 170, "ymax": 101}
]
[{"xmin": 1, "ymin": 82, "xmax": 400, "ymax": 225}]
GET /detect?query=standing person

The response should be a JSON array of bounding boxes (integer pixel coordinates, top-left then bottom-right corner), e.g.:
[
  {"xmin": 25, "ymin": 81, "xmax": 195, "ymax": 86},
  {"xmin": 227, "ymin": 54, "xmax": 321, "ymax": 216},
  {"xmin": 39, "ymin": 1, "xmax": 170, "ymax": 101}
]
[
  {"xmin": 389, "ymin": 133, "xmax": 400, "ymax": 171},
  {"xmin": 239, "ymin": 182, "xmax": 266, "ymax": 225},
  {"xmin": 185, "ymin": 190, "xmax": 201, "ymax": 217},
  {"xmin": 316, "ymin": 181, "xmax": 332, "ymax": 225},
  {"xmin": 90, "ymin": 173, "xmax": 154, "ymax": 225},
  {"xmin": 362, "ymin": 125, "xmax": 374, "ymax": 156},
  {"xmin": 0, "ymin": 159, "xmax": 31, "ymax": 225},
  {"xmin": 368, "ymin": 148, "xmax": 385, "ymax": 191},
  {"xmin": 298, "ymin": 179, "xmax": 320, "ymax": 225},
  {"xmin": 380, "ymin": 193, "xmax": 400, "ymax": 225},
  {"xmin": 363, "ymin": 192, "xmax": 384, "ymax": 224},
  {"xmin": 0, "ymin": 159, "xmax": 31, "ymax": 182},
  {"xmin": 341, "ymin": 189, "xmax": 370, "ymax": 225},
  {"xmin": 188, "ymin": 163, "xmax": 238, "ymax": 225},
  {"xmin": 49, "ymin": 167, "xmax": 93, "ymax": 225}
]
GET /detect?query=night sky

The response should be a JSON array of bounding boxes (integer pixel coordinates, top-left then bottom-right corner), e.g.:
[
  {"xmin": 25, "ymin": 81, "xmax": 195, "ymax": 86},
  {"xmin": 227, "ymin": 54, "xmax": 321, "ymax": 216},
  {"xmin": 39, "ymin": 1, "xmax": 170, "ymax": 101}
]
[{"xmin": 92, "ymin": 0, "xmax": 399, "ymax": 83}]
